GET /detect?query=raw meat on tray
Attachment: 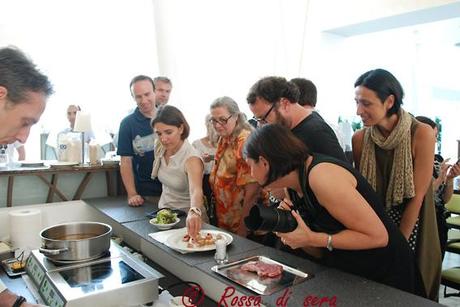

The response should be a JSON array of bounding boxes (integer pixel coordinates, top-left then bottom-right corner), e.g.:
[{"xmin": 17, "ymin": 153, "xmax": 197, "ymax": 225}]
[{"xmin": 240, "ymin": 260, "xmax": 283, "ymax": 278}]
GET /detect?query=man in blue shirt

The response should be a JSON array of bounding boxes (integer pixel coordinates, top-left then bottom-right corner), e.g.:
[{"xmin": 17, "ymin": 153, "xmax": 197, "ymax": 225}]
[{"xmin": 117, "ymin": 75, "xmax": 162, "ymax": 206}]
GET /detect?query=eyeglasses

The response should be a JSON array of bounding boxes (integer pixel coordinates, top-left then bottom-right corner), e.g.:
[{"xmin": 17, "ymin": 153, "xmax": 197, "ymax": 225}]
[
  {"xmin": 253, "ymin": 103, "xmax": 275, "ymax": 125},
  {"xmin": 209, "ymin": 114, "xmax": 233, "ymax": 126}
]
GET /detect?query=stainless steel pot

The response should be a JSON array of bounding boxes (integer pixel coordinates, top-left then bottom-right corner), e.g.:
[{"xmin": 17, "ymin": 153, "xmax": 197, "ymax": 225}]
[{"xmin": 39, "ymin": 222, "xmax": 112, "ymax": 262}]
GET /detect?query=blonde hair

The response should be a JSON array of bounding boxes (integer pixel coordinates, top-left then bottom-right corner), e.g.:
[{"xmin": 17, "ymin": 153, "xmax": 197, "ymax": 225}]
[
  {"xmin": 210, "ymin": 96, "xmax": 253, "ymax": 139},
  {"xmin": 205, "ymin": 114, "xmax": 219, "ymax": 147}
]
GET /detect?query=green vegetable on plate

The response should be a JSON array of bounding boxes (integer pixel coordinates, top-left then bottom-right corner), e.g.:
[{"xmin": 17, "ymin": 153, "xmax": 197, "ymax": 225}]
[{"xmin": 154, "ymin": 209, "xmax": 177, "ymax": 224}]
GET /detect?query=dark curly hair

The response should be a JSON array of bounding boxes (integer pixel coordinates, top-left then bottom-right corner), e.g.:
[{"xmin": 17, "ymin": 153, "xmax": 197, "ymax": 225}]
[{"xmin": 244, "ymin": 124, "xmax": 310, "ymax": 187}]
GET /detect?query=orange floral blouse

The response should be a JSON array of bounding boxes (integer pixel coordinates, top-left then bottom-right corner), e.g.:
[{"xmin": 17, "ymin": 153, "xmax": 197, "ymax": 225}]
[{"xmin": 209, "ymin": 129, "xmax": 257, "ymax": 233}]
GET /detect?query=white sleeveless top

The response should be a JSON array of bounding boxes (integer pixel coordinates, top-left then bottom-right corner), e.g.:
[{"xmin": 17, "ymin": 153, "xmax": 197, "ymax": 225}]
[
  {"xmin": 192, "ymin": 139, "xmax": 216, "ymax": 175},
  {"xmin": 155, "ymin": 140, "xmax": 203, "ymax": 210}
]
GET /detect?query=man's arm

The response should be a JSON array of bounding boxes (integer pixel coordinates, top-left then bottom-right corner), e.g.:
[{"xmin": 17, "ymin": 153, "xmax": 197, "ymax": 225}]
[
  {"xmin": 0, "ymin": 288, "xmax": 17, "ymax": 307},
  {"xmin": 0, "ymin": 285, "xmax": 41, "ymax": 307},
  {"xmin": 117, "ymin": 118, "xmax": 144, "ymax": 207},
  {"xmin": 120, "ymin": 156, "xmax": 143, "ymax": 206}
]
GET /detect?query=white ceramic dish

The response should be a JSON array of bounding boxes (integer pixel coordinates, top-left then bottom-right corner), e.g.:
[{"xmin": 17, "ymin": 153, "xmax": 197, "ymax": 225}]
[
  {"xmin": 166, "ymin": 229, "xmax": 233, "ymax": 253},
  {"xmin": 170, "ymin": 296, "xmax": 196, "ymax": 307},
  {"xmin": 49, "ymin": 161, "xmax": 79, "ymax": 168},
  {"xmin": 150, "ymin": 217, "xmax": 180, "ymax": 230}
]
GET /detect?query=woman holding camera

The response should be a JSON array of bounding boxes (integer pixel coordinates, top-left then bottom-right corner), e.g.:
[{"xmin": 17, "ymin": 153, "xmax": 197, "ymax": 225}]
[{"xmin": 244, "ymin": 124, "xmax": 425, "ymax": 296}]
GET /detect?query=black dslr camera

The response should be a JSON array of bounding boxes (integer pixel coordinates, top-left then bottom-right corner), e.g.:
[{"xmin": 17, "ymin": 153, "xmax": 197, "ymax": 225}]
[{"xmin": 244, "ymin": 203, "xmax": 304, "ymax": 233}]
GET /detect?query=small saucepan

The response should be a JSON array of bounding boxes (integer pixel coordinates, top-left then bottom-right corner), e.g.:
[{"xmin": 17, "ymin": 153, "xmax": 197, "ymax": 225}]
[{"xmin": 40, "ymin": 222, "xmax": 112, "ymax": 262}]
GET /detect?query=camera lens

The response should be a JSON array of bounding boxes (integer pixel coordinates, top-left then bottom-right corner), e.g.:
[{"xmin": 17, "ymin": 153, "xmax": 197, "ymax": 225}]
[{"xmin": 244, "ymin": 204, "xmax": 298, "ymax": 233}]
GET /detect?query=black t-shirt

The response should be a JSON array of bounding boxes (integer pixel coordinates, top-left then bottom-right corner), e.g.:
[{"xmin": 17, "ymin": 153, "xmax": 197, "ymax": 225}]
[{"xmin": 291, "ymin": 112, "xmax": 348, "ymax": 163}]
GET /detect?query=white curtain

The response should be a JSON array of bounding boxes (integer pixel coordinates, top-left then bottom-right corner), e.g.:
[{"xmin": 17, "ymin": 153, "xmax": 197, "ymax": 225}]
[
  {"xmin": 151, "ymin": 0, "xmax": 310, "ymax": 140},
  {"xmin": 1, "ymin": 0, "xmax": 159, "ymax": 158}
]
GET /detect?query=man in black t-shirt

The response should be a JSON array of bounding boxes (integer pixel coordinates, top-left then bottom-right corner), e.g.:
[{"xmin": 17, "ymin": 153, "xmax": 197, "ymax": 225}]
[{"xmin": 247, "ymin": 76, "xmax": 347, "ymax": 163}]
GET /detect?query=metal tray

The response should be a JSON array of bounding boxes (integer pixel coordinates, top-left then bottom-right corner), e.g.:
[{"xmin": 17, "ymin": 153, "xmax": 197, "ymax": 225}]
[
  {"xmin": 211, "ymin": 255, "xmax": 312, "ymax": 295},
  {"xmin": 1, "ymin": 258, "xmax": 26, "ymax": 277}
]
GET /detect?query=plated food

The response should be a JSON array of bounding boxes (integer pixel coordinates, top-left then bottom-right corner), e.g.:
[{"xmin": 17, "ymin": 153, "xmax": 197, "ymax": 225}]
[
  {"xmin": 1, "ymin": 258, "xmax": 26, "ymax": 277},
  {"xmin": 150, "ymin": 209, "xmax": 180, "ymax": 230},
  {"xmin": 153, "ymin": 209, "xmax": 178, "ymax": 224},
  {"xmin": 166, "ymin": 229, "xmax": 233, "ymax": 253},
  {"xmin": 182, "ymin": 232, "xmax": 223, "ymax": 249}
]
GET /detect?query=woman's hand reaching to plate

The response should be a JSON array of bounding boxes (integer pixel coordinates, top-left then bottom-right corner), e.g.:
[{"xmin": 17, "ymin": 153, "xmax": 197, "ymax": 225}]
[{"xmin": 186, "ymin": 207, "xmax": 202, "ymax": 239}]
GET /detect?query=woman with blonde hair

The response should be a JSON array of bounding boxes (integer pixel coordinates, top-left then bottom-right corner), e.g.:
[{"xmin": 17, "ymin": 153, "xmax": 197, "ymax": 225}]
[
  {"xmin": 193, "ymin": 114, "xmax": 219, "ymax": 224},
  {"xmin": 209, "ymin": 96, "xmax": 261, "ymax": 236}
]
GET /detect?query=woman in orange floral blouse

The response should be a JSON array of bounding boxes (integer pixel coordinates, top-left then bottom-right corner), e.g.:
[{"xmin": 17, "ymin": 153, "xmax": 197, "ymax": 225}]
[{"xmin": 209, "ymin": 96, "xmax": 261, "ymax": 236}]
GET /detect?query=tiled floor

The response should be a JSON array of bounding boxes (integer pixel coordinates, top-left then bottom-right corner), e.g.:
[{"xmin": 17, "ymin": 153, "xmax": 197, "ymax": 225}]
[{"xmin": 439, "ymin": 251, "xmax": 460, "ymax": 306}]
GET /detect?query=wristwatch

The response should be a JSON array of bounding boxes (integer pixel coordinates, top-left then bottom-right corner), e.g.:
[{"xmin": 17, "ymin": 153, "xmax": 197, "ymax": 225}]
[
  {"xmin": 326, "ymin": 235, "xmax": 333, "ymax": 252},
  {"xmin": 13, "ymin": 295, "xmax": 26, "ymax": 307}
]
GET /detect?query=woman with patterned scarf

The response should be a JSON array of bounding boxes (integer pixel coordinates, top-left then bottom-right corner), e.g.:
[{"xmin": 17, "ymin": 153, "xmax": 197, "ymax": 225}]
[{"xmin": 351, "ymin": 69, "xmax": 440, "ymax": 300}]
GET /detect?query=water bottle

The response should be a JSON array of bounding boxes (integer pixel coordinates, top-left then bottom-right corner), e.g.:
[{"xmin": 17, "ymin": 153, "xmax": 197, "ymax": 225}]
[{"xmin": 0, "ymin": 145, "xmax": 8, "ymax": 168}]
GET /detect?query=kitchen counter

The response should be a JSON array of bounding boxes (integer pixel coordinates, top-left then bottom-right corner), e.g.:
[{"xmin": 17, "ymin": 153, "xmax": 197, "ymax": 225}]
[
  {"xmin": 84, "ymin": 197, "xmax": 441, "ymax": 307},
  {"xmin": 85, "ymin": 196, "xmax": 158, "ymax": 223},
  {"xmin": 0, "ymin": 198, "xmax": 442, "ymax": 306}
]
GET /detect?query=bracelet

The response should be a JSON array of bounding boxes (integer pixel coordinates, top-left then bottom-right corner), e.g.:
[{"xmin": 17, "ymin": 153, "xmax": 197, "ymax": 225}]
[
  {"xmin": 12, "ymin": 295, "xmax": 26, "ymax": 307},
  {"xmin": 189, "ymin": 207, "xmax": 202, "ymax": 217}
]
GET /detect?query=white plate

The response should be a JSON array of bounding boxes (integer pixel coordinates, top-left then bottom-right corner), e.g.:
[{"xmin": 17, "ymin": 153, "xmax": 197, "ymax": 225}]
[
  {"xmin": 49, "ymin": 161, "xmax": 79, "ymax": 168},
  {"xmin": 166, "ymin": 229, "xmax": 233, "ymax": 253},
  {"xmin": 150, "ymin": 218, "xmax": 180, "ymax": 230}
]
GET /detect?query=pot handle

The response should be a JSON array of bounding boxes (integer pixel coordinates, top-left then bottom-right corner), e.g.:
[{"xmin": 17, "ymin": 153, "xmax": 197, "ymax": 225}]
[{"xmin": 39, "ymin": 247, "xmax": 69, "ymax": 255}]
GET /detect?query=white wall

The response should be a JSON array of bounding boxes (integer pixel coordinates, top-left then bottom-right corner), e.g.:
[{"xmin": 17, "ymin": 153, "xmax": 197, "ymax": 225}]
[
  {"xmin": 1, "ymin": 0, "xmax": 459, "ymax": 159},
  {"xmin": 0, "ymin": 0, "xmax": 159, "ymax": 158}
]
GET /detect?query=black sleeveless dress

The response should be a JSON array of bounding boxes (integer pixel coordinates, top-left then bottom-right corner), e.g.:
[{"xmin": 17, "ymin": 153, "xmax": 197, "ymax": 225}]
[{"xmin": 289, "ymin": 154, "xmax": 425, "ymax": 297}]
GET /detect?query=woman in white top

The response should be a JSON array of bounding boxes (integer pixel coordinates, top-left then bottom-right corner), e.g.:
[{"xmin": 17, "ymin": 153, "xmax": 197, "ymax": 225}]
[
  {"xmin": 151, "ymin": 106, "xmax": 208, "ymax": 237},
  {"xmin": 192, "ymin": 114, "xmax": 219, "ymax": 175},
  {"xmin": 192, "ymin": 115, "xmax": 219, "ymax": 224}
]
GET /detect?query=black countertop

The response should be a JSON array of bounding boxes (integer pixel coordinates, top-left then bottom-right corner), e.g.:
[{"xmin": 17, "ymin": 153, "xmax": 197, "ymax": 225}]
[
  {"xmin": 123, "ymin": 219, "xmax": 264, "ymax": 266},
  {"xmin": 85, "ymin": 197, "xmax": 441, "ymax": 307},
  {"xmin": 85, "ymin": 196, "xmax": 159, "ymax": 223},
  {"xmin": 1, "ymin": 197, "xmax": 441, "ymax": 306}
]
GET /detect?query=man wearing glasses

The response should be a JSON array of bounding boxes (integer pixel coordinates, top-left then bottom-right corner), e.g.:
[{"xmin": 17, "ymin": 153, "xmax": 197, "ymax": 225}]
[{"xmin": 247, "ymin": 76, "xmax": 347, "ymax": 162}]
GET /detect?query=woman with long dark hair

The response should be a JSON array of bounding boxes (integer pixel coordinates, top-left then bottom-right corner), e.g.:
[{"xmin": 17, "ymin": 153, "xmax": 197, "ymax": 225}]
[{"xmin": 244, "ymin": 124, "xmax": 425, "ymax": 296}]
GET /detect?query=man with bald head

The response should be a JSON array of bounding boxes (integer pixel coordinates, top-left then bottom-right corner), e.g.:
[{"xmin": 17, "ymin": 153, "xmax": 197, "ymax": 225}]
[
  {"xmin": 60, "ymin": 104, "xmax": 94, "ymax": 142},
  {"xmin": 0, "ymin": 46, "xmax": 53, "ymax": 306}
]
